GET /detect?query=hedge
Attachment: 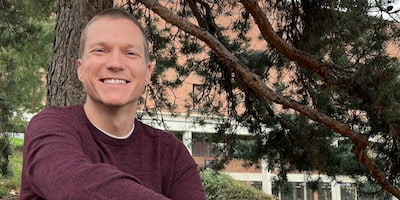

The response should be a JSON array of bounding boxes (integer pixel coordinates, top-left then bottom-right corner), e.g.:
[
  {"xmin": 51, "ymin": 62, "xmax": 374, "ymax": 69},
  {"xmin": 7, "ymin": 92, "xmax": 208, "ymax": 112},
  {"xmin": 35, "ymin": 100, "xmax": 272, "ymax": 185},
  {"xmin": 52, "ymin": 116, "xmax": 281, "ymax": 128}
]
[{"xmin": 200, "ymin": 171, "xmax": 276, "ymax": 200}]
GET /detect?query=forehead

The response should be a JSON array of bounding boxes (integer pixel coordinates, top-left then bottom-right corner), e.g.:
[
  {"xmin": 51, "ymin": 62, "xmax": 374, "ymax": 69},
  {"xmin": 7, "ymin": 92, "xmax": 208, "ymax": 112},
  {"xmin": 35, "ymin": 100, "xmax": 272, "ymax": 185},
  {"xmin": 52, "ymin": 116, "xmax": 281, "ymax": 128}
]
[{"xmin": 85, "ymin": 17, "xmax": 145, "ymax": 49}]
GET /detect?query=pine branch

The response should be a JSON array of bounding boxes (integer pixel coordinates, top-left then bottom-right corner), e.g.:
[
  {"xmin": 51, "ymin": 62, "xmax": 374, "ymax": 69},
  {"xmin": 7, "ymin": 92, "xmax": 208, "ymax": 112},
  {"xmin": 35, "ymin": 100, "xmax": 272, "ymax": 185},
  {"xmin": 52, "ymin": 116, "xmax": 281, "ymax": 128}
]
[
  {"xmin": 240, "ymin": 1, "xmax": 400, "ymax": 197},
  {"xmin": 136, "ymin": 0, "xmax": 400, "ymax": 198},
  {"xmin": 186, "ymin": 0, "xmax": 207, "ymax": 29},
  {"xmin": 239, "ymin": 0, "xmax": 353, "ymax": 84}
]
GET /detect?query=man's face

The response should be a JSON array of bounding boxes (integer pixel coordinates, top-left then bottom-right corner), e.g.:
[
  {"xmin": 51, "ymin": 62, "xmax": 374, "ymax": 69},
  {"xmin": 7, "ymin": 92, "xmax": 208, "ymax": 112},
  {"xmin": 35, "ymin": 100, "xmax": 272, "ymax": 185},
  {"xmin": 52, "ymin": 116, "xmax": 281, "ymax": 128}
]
[{"xmin": 77, "ymin": 17, "xmax": 152, "ymax": 108}]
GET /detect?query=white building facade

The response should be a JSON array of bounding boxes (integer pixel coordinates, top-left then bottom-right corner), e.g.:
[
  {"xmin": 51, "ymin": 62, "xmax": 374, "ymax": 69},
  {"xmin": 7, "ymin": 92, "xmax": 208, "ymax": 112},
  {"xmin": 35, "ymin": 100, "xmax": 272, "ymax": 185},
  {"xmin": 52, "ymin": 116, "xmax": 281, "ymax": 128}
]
[{"xmin": 141, "ymin": 113, "xmax": 397, "ymax": 200}]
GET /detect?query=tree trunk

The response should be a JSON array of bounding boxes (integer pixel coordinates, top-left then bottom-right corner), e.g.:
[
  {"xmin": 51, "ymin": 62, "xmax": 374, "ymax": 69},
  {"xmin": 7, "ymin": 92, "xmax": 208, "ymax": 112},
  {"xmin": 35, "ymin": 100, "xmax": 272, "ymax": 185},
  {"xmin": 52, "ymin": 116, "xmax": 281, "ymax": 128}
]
[{"xmin": 47, "ymin": 0, "xmax": 113, "ymax": 106}]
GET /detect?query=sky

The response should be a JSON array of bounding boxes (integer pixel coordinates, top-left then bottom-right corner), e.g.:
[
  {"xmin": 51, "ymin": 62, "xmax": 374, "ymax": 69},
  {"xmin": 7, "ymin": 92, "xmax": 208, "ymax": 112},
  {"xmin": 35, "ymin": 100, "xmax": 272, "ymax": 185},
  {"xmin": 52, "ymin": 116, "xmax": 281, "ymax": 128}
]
[{"xmin": 370, "ymin": 0, "xmax": 400, "ymax": 20}]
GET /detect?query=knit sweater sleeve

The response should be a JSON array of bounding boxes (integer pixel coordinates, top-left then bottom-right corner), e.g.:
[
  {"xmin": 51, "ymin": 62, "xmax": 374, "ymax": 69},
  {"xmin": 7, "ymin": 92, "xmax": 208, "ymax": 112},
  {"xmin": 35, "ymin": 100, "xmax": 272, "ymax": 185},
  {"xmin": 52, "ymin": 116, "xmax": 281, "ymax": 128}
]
[
  {"xmin": 168, "ymin": 140, "xmax": 207, "ymax": 200},
  {"xmin": 20, "ymin": 108, "xmax": 171, "ymax": 200}
]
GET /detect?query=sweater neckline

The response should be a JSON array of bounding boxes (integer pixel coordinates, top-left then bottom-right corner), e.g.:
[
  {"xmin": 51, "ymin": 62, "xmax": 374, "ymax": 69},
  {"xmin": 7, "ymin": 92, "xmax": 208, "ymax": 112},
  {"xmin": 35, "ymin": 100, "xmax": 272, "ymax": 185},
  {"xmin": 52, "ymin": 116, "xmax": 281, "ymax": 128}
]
[
  {"xmin": 92, "ymin": 121, "xmax": 135, "ymax": 140},
  {"xmin": 78, "ymin": 105, "xmax": 140, "ymax": 146}
]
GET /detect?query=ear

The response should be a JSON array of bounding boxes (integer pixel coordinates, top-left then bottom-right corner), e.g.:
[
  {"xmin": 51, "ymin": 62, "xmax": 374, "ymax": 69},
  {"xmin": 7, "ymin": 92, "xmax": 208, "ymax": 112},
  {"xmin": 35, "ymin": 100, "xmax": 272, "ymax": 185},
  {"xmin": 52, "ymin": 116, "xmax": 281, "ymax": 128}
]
[
  {"xmin": 145, "ymin": 63, "xmax": 153, "ymax": 85},
  {"xmin": 77, "ymin": 59, "xmax": 83, "ymax": 81}
]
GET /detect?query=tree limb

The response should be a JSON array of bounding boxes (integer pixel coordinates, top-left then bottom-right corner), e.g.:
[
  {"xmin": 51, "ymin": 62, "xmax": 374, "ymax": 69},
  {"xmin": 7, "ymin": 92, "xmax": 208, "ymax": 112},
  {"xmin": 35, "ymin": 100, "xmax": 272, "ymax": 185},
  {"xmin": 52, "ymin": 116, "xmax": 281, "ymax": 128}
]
[
  {"xmin": 136, "ymin": 0, "xmax": 400, "ymax": 198},
  {"xmin": 186, "ymin": 0, "xmax": 207, "ymax": 29},
  {"xmin": 240, "ymin": 1, "xmax": 400, "ymax": 196},
  {"xmin": 240, "ymin": 0, "xmax": 352, "ymax": 83}
]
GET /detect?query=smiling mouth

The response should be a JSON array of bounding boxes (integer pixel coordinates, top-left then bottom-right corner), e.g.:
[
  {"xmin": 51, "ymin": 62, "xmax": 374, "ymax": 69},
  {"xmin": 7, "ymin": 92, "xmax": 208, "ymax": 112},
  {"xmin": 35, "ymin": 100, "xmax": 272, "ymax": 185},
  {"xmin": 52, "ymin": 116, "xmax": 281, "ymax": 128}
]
[{"xmin": 101, "ymin": 78, "xmax": 130, "ymax": 84}]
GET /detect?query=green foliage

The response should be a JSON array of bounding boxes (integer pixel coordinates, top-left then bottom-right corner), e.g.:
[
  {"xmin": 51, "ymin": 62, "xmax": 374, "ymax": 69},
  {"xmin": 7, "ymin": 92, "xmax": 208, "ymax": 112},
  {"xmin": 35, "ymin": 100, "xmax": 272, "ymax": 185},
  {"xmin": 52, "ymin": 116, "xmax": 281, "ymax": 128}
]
[
  {"xmin": 0, "ymin": 143, "xmax": 22, "ymax": 199},
  {"xmin": 0, "ymin": 0, "xmax": 54, "ymax": 182},
  {"xmin": 357, "ymin": 180, "xmax": 393, "ymax": 200},
  {"xmin": 9, "ymin": 138, "xmax": 23, "ymax": 150},
  {"xmin": 0, "ymin": 0, "xmax": 55, "ymax": 132},
  {"xmin": 0, "ymin": 136, "xmax": 11, "ymax": 177},
  {"xmin": 0, "ymin": 131, "xmax": 21, "ymax": 198},
  {"xmin": 127, "ymin": 0, "xmax": 400, "ymax": 195},
  {"xmin": 200, "ymin": 171, "xmax": 276, "ymax": 200},
  {"xmin": 0, "ymin": 103, "xmax": 12, "ymax": 178}
]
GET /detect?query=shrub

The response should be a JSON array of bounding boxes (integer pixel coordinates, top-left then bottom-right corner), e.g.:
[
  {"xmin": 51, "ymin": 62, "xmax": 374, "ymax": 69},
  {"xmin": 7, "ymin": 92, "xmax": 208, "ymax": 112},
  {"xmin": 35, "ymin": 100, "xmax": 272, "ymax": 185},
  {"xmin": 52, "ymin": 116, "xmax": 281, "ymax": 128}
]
[
  {"xmin": 200, "ymin": 171, "xmax": 276, "ymax": 200},
  {"xmin": 0, "ymin": 135, "xmax": 12, "ymax": 177},
  {"xmin": 0, "ymin": 138, "xmax": 23, "ymax": 198}
]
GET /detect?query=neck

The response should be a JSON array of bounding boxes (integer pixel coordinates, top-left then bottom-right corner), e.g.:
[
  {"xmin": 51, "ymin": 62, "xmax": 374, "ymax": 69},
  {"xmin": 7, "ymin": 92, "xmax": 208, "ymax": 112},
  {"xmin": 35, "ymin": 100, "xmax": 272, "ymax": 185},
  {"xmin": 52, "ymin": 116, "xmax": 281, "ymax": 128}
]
[{"xmin": 84, "ymin": 100, "xmax": 137, "ymax": 137}]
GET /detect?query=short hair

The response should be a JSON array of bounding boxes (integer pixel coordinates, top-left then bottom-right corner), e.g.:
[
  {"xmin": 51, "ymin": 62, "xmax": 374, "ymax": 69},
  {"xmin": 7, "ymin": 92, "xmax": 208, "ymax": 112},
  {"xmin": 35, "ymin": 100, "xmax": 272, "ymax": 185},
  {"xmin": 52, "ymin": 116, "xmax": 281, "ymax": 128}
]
[{"xmin": 79, "ymin": 8, "xmax": 150, "ymax": 63}]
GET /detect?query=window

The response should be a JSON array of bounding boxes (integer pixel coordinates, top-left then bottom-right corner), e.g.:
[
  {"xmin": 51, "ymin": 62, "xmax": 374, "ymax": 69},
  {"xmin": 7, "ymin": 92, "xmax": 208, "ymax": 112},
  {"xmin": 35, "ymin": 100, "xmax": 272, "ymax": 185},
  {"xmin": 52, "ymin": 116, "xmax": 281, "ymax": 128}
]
[
  {"xmin": 340, "ymin": 183, "xmax": 356, "ymax": 200},
  {"xmin": 250, "ymin": 181, "xmax": 262, "ymax": 190},
  {"xmin": 192, "ymin": 133, "xmax": 211, "ymax": 156},
  {"xmin": 191, "ymin": 84, "xmax": 205, "ymax": 112},
  {"xmin": 192, "ymin": 140, "xmax": 210, "ymax": 156},
  {"xmin": 317, "ymin": 183, "xmax": 332, "ymax": 200},
  {"xmin": 306, "ymin": 183, "xmax": 332, "ymax": 200},
  {"xmin": 276, "ymin": 182, "xmax": 305, "ymax": 200},
  {"xmin": 171, "ymin": 131, "xmax": 183, "ymax": 141}
]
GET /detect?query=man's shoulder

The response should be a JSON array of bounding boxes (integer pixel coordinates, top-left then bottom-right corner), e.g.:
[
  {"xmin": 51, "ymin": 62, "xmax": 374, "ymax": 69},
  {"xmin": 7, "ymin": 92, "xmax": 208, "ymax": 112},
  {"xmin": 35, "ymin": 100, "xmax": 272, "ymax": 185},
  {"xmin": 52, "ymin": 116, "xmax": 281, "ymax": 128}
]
[
  {"xmin": 29, "ymin": 105, "xmax": 84, "ymax": 126},
  {"xmin": 25, "ymin": 105, "xmax": 87, "ymax": 142},
  {"xmin": 35, "ymin": 105, "xmax": 83, "ymax": 117}
]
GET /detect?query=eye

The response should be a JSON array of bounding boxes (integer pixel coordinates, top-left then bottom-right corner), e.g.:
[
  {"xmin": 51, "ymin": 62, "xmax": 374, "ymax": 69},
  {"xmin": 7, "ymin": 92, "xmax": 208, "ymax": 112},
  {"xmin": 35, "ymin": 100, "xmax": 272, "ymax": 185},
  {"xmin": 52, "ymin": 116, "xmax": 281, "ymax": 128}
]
[
  {"xmin": 126, "ymin": 51, "xmax": 139, "ymax": 57},
  {"xmin": 91, "ymin": 48, "xmax": 107, "ymax": 54},
  {"xmin": 95, "ymin": 48, "xmax": 105, "ymax": 52}
]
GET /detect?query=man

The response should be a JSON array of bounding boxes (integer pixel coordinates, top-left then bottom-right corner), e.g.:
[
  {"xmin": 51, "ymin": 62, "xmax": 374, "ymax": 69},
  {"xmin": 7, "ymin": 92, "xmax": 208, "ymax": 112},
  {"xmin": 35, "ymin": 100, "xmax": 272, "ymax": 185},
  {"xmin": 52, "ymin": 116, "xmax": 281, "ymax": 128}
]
[{"xmin": 20, "ymin": 8, "xmax": 206, "ymax": 200}]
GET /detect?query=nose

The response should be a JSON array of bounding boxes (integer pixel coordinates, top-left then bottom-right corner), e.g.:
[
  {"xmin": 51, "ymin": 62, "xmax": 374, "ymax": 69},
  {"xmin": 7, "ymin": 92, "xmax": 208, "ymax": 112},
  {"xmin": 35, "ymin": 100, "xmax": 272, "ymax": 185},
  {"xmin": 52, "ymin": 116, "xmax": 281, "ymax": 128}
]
[{"xmin": 105, "ymin": 51, "xmax": 124, "ymax": 71}]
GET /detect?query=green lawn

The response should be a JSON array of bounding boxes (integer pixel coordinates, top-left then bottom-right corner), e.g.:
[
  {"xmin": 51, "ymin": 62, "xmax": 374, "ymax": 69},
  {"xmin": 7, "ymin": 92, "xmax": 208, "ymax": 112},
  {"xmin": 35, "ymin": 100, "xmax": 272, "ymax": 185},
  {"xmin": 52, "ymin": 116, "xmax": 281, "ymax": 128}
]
[
  {"xmin": 9, "ymin": 138, "xmax": 23, "ymax": 149},
  {"xmin": 0, "ymin": 138, "xmax": 23, "ymax": 199}
]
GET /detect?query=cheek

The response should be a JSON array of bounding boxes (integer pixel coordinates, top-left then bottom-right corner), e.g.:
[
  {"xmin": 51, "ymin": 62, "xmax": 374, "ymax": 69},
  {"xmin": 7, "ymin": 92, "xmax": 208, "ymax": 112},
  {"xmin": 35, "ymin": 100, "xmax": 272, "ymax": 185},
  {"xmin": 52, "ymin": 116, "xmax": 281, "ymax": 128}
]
[
  {"xmin": 80, "ymin": 62, "xmax": 99, "ymax": 80},
  {"xmin": 78, "ymin": 67, "xmax": 88, "ymax": 82},
  {"xmin": 78, "ymin": 67, "xmax": 96, "ymax": 87}
]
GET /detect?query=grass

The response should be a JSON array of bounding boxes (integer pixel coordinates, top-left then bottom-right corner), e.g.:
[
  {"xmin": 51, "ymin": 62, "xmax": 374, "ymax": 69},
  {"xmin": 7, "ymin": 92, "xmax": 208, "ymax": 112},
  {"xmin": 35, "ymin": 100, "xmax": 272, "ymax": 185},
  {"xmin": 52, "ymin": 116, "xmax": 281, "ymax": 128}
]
[
  {"xmin": 9, "ymin": 139, "xmax": 23, "ymax": 149},
  {"xmin": 0, "ymin": 138, "xmax": 23, "ymax": 199}
]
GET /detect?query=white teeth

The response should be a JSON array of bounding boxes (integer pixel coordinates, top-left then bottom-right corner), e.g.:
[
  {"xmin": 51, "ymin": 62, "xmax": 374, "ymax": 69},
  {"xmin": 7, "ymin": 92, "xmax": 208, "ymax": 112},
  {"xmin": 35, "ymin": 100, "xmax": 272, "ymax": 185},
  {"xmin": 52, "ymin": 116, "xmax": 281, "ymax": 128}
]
[{"xmin": 103, "ymin": 79, "xmax": 127, "ymax": 84}]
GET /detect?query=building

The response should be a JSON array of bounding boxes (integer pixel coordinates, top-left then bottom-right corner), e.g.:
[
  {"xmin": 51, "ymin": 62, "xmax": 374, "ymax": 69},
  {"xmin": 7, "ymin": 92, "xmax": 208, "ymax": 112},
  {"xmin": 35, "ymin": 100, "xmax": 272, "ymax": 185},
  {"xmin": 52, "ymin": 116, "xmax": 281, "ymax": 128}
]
[
  {"xmin": 141, "ymin": 112, "xmax": 388, "ymax": 200},
  {"xmin": 132, "ymin": 2, "xmax": 400, "ymax": 198},
  {"xmin": 138, "ymin": 68, "xmax": 392, "ymax": 199}
]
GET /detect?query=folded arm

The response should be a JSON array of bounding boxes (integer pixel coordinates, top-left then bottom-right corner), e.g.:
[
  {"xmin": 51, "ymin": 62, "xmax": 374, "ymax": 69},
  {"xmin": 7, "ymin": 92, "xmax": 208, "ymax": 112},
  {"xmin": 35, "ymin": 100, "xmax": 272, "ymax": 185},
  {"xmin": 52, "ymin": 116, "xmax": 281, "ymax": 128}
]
[{"xmin": 22, "ymin": 112, "xmax": 171, "ymax": 200}]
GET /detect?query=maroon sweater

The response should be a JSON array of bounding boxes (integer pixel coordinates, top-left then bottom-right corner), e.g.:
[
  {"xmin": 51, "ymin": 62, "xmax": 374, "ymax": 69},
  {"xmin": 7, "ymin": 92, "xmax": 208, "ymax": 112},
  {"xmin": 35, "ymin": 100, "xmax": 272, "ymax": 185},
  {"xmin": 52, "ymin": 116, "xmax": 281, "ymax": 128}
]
[{"xmin": 20, "ymin": 105, "xmax": 206, "ymax": 200}]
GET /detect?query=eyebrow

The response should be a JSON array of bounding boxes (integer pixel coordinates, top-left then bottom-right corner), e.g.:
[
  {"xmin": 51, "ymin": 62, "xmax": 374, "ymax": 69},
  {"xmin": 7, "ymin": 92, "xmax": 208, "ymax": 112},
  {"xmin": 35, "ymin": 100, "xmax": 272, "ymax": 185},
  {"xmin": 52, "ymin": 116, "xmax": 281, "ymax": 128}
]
[{"xmin": 88, "ymin": 41, "xmax": 144, "ymax": 51}]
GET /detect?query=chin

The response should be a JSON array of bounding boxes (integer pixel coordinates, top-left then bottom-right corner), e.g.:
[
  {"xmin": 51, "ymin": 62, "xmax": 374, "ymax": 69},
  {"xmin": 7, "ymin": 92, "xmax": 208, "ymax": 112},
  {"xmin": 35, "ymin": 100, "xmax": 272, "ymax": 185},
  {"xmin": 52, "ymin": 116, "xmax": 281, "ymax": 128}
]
[
  {"xmin": 101, "ymin": 99, "xmax": 137, "ymax": 108},
  {"xmin": 102, "ymin": 102, "xmax": 127, "ymax": 107}
]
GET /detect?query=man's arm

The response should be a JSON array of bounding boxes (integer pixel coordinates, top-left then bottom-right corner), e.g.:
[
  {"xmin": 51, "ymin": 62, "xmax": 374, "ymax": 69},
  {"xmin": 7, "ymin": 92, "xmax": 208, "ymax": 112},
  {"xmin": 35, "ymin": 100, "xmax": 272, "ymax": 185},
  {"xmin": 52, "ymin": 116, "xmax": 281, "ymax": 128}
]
[
  {"xmin": 21, "ymin": 110, "xmax": 171, "ymax": 200},
  {"xmin": 167, "ymin": 138, "xmax": 207, "ymax": 200}
]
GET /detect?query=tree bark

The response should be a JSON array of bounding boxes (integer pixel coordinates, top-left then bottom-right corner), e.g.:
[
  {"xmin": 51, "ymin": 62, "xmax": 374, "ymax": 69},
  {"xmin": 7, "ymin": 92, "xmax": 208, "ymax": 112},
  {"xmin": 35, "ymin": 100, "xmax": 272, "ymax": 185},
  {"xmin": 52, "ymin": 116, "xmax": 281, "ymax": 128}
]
[
  {"xmin": 137, "ymin": 0, "xmax": 400, "ymax": 198},
  {"xmin": 47, "ymin": 0, "xmax": 113, "ymax": 106}
]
